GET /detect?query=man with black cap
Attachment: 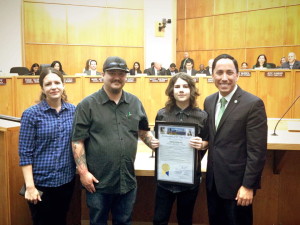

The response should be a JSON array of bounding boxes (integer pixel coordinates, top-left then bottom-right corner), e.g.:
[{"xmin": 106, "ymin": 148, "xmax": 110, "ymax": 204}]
[{"xmin": 72, "ymin": 56, "xmax": 159, "ymax": 225}]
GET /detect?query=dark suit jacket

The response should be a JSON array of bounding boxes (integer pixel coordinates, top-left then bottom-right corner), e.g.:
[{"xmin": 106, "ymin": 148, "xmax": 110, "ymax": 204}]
[
  {"xmin": 281, "ymin": 60, "xmax": 300, "ymax": 69},
  {"xmin": 204, "ymin": 86, "xmax": 267, "ymax": 199},
  {"xmin": 129, "ymin": 69, "xmax": 142, "ymax": 75},
  {"xmin": 84, "ymin": 70, "xmax": 101, "ymax": 75},
  {"xmin": 147, "ymin": 67, "xmax": 167, "ymax": 75},
  {"xmin": 180, "ymin": 58, "xmax": 194, "ymax": 70},
  {"xmin": 166, "ymin": 68, "xmax": 178, "ymax": 75},
  {"xmin": 180, "ymin": 69, "xmax": 198, "ymax": 76}
]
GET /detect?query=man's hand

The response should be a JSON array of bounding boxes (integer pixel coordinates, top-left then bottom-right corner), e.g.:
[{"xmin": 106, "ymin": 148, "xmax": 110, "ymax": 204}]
[
  {"xmin": 235, "ymin": 186, "xmax": 254, "ymax": 206},
  {"xmin": 79, "ymin": 171, "xmax": 99, "ymax": 193}
]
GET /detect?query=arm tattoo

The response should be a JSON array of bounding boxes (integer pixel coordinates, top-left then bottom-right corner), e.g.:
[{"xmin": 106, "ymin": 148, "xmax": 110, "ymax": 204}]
[
  {"xmin": 72, "ymin": 141, "xmax": 87, "ymax": 170},
  {"xmin": 139, "ymin": 131, "xmax": 153, "ymax": 148}
]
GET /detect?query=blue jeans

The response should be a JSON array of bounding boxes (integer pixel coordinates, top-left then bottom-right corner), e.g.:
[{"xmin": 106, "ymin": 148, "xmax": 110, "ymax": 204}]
[{"xmin": 86, "ymin": 188, "xmax": 137, "ymax": 225}]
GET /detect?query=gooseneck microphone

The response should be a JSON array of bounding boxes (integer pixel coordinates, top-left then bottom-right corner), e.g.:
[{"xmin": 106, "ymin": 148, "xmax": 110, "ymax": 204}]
[{"xmin": 272, "ymin": 95, "xmax": 300, "ymax": 136}]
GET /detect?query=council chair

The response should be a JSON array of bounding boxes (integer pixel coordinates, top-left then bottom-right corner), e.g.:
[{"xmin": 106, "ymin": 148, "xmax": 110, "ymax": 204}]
[{"xmin": 10, "ymin": 67, "xmax": 30, "ymax": 75}]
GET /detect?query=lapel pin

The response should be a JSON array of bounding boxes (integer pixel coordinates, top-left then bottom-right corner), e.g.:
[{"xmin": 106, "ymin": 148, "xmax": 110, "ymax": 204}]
[{"xmin": 234, "ymin": 100, "xmax": 238, "ymax": 103}]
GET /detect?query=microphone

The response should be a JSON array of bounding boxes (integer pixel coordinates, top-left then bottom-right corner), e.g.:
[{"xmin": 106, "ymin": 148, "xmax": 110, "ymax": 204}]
[{"xmin": 272, "ymin": 95, "xmax": 300, "ymax": 136}]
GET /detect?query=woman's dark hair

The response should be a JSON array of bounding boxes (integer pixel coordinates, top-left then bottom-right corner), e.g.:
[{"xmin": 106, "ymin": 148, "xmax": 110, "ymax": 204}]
[
  {"xmin": 255, "ymin": 54, "xmax": 268, "ymax": 67},
  {"xmin": 132, "ymin": 62, "xmax": 142, "ymax": 73},
  {"xmin": 30, "ymin": 63, "xmax": 39, "ymax": 72},
  {"xmin": 38, "ymin": 67, "xmax": 68, "ymax": 102},
  {"xmin": 50, "ymin": 60, "xmax": 65, "ymax": 73},
  {"xmin": 85, "ymin": 59, "xmax": 91, "ymax": 71},
  {"xmin": 165, "ymin": 72, "xmax": 199, "ymax": 111}
]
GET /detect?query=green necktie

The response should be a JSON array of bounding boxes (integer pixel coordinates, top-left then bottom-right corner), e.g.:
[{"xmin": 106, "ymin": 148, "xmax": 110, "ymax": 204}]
[{"xmin": 216, "ymin": 97, "xmax": 227, "ymax": 128}]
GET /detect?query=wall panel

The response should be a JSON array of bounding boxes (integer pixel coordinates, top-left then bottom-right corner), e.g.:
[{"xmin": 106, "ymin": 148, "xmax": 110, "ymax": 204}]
[
  {"xmin": 177, "ymin": 0, "xmax": 185, "ymax": 19},
  {"xmin": 214, "ymin": 0, "xmax": 247, "ymax": 14},
  {"xmin": 106, "ymin": 9, "xmax": 143, "ymax": 46},
  {"xmin": 185, "ymin": 0, "xmax": 214, "ymax": 18},
  {"xmin": 24, "ymin": 2, "xmax": 67, "ymax": 43},
  {"xmin": 214, "ymin": 49, "xmax": 246, "ymax": 67},
  {"xmin": 185, "ymin": 17, "xmax": 214, "ymax": 51},
  {"xmin": 176, "ymin": 20, "xmax": 185, "ymax": 51},
  {"xmin": 286, "ymin": 6, "xmax": 300, "ymax": 45},
  {"xmin": 67, "ymin": 6, "xmax": 107, "ymax": 45},
  {"xmin": 106, "ymin": 0, "xmax": 143, "ymax": 9},
  {"xmin": 214, "ymin": 13, "xmax": 246, "ymax": 49},
  {"xmin": 293, "ymin": 70, "xmax": 300, "ymax": 118},
  {"xmin": 246, "ymin": 8, "xmax": 285, "ymax": 47},
  {"xmin": 247, "ymin": 0, "xmax": 285, "ymax": 10}
]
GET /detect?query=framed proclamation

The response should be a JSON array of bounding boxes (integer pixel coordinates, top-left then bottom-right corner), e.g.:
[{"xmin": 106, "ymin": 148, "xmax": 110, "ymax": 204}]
[{"xmin": 154, "ymin": 121, "xmax": 198, "ymax": 185}]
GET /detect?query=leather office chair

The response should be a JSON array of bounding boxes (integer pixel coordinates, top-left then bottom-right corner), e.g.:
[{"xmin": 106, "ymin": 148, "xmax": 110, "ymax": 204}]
[
  {"xmin": 10, "ymin": 67, "xmax": 30, "ymax": 75},
  {"xmin": 267, "ymin": 63, "xmax": 276, "ymax": 68}
]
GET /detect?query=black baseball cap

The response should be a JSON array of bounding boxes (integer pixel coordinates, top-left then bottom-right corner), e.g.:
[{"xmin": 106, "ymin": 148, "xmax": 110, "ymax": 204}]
[{"xmin": 103, "ymin": 56, "xmax": 129, "ymax": 72}]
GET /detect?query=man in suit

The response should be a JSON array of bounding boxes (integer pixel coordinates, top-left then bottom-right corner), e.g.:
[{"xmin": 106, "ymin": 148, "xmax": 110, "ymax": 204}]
[
  {"xmin": 179, "ymin": 52, "xmax": 194, "ymax": 70},
  {"xmin": 146, "ymin": 62, "xmax": 167, "ymax": 75},
  {"xmin": 166, "ymin": 63, "xmax": 178, "ymax": 75},
  {"xmin": 180, "ymin": 60, "xmax": 198, "ymax": 76},
  {"xmin": 281, "ymin": 52, "xmax": 300, "ymax": 69},
  {"xmin": 204, "ymin": 54, "xmax": 267, "ymax": 225}
]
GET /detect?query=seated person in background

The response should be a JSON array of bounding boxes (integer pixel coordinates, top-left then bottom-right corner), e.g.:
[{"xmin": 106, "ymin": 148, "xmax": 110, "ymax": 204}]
[
  {"xmin": 51, "ymin": 60, "xmax": 66, "ymax": 75},
  {"xmin": 147, "ymin": 62, "xmax": 167, "ymax": 75},
  {"xmin": 84, "ymin": 59, "xmax": 101, "ymax": 75},
  {"xmin": 83, "ymin": 59, "xmax": 91, "ymax": 72},
  {"xmin": 277, "ymin": 57, "xmax": 286, "ymax": 68},
  {"xmin": 144, "ymin": 62, "xmax": 154, "ymax": 74},
  {"xmin": 129, "ymin": 62, "xmax": 142, "ymax": 75},
  {"xmin": 241, "ymin": 62, "xmax": 248, "ymax": 69},
  {"xmin": 180, "ymin": 60, "xmax": 198, "ymax": 76},
  {"xmin": 180, "ymin": 52, "xmax": 194, "ymax": 70},
  {"xmin": 203, "ymin": 59, "xmax": 214, "ymax": 76},
  {"xmin": 166, "ymin": 63, "xmax": 178, "ymax": 75},
  {"xmin": 198, "ymin": 64, "xmax": 206, "ymax": 73},
  {"xmin": 252, "ymin": 54, "xmax": 272, "ymax": 69},
  {"xmin": 281, "ymin": 52, "xmax": 300, "ymax": 69},
  {"xmin": 29, "ymin": 63, "xmax": 40, "ymax": 75}
]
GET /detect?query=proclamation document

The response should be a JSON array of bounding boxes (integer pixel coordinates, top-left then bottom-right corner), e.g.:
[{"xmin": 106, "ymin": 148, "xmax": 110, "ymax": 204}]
[{"xmin": 155, "ymin": 122, "xmax": 198, "ymax": 185}]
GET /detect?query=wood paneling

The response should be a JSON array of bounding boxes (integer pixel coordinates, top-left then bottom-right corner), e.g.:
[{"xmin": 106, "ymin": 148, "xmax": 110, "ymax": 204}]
[
  {"xmin": 246, "ymin": 8, "xmax": 285, "ymax": 47},
  {"xmin": 257, "ymin": 70, "xmax": 294, "ymax": 118},
  {"xmin": 185, "ymin": 17, "xmax": 214, "ymax": 51},
  {"xmin": 214, "ymin": 0, "xmax": 247, "ymax": 14},
  {"xmin": 177, "ymin": 0, "xmax": 185, "ymax": 19},
  {"xmin": 67, "ymin": 6, "xmax": 107, "ymax": 45},
  {"xmin": 143, "ymin": 77, "xmax": 169, "ymax": 125},
  {"xmin": 0, "ymin": 77, "xmax": 15, "ymax": 116},
  {"xmin": 237, "ymin": 70, "xmax": 258, "ymax": 96},
  {"xmin": 64, "ymin": 76, "xmax": 83, "ymax": 105},
  {"xmin": 107, "ymin": 0, "xmax": 143, "ymax": 9},
  {"xmin": 24, "ymin": 2, "xmax": 67, "ymax": 43},
  {"xmin": 214, "ymin": 13, "xmax": 246, "ymax": 49},
  {"xmin": 24, "ymin": 0, "xmax": 106, "ymax": 6},
  {"xmin": 67, "ymin": 46, "xmax": 107, "ymax": 75},
  {"xmin": 176, "ymin": 20, "xmax": 185, "ymax": 51},
  {"xmin": 287, "ymin": 0, "xmax": 300, "ymax": 5},
  {"xmin": 185, "ymin": 0, "xmax": 214, "ymax": 18},
  {"xmin": 286, "ymin": 6, "xmax": 300, "ymax": 45},
  {"xmin": 248, "ymin": 0, "xmax": 285, "ymax": 10},
  {"xmin": 25, "ymin": 44, "xmax": 69, "ymax": 74},
  {"xmin": 192, "ymin": 50, "xmax": 214, "ymax": 68},
  {"xmin": 106, "ymin": 9, "xmax": 143, "ymax": 46}
]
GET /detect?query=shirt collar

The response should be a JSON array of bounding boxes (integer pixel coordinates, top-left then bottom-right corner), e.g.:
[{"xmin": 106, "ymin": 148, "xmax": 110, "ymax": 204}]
[
  {"xmin": 218, "ymin": 84, "xmax": 238, "ymax": 103},
  {"xmin": 99, "ymin": 87, "xmax": 128, "ymax": 104},
  {"xmin": 40, "ymin": 100, "xmax": 70, "ymax": 112},
  {"xmin": 173, "ymin": 105, "xmax": 192, "ymax": 117}
]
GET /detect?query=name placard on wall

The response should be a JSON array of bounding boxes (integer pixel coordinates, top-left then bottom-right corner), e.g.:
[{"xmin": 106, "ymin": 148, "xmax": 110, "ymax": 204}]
[
  {"xmin": 239, "ymin": 71, "xmax": 252, "ymax": 77},
  {"xmin": 64, "ymin": 78, "xmax": 76, "ymax": 83},
  {"xmin": 0, "ymin": 78, "xmax": 7, "ymax": 85},
  {"xmin": 23, "ymin": 78, "xmax": 39, "ymax": 84},
  {"xmin": 126, "ymin": 77, "xmax": 136, "ymax": 83},
  {"xmin": 90, "ymin": 77, "xmax": 104, "ymax": 83},
  {"xmin": 265, "ymin": 72, "xmax": 285, "ymax": 77},
  {"xmin": 149, "ymin": 78, "xmax": 168, "ymax": 83}
]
